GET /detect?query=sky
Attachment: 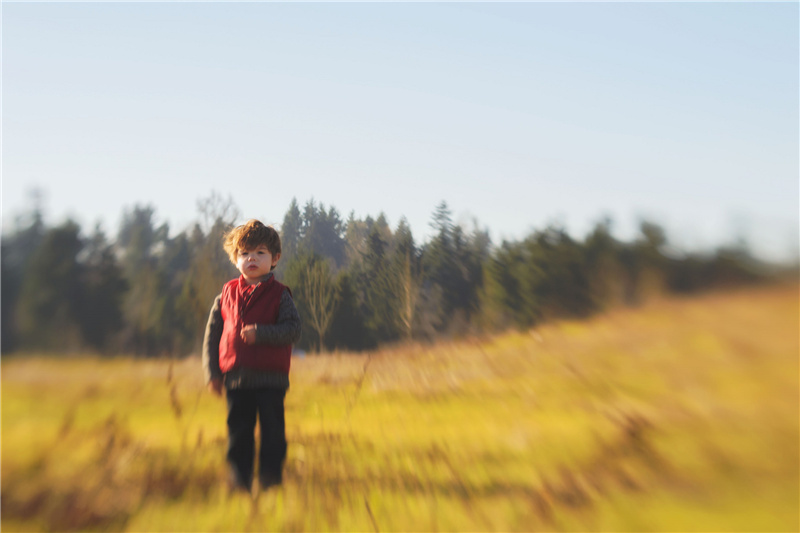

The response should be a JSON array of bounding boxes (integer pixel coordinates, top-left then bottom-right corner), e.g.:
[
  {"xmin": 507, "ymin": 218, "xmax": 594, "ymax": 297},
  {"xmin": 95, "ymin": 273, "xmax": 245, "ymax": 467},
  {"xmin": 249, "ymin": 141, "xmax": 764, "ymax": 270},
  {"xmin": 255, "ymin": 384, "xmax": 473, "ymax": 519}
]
[{"xmin": 3, "ymin": 1, "xmax": 798, "ymax": 262}]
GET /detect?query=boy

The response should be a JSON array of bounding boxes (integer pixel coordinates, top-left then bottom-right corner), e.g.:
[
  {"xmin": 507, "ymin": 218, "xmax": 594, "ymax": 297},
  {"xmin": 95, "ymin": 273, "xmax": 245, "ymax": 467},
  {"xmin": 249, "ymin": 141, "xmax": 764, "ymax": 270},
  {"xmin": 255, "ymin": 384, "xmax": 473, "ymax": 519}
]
[{"xmin": 202, "ymin": 219, "xmax": 301, "ymax": 492}]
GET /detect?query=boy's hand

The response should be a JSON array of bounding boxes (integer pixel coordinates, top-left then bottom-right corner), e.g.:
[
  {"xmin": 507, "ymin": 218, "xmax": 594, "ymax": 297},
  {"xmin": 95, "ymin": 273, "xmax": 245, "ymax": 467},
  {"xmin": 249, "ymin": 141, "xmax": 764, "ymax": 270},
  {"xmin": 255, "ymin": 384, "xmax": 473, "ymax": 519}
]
[
  {"xmin": 241, "ymin": 325, "xmax": 257, "ymax": 345},
  {"xmin": 208, "ymin": 378, "xmax": 223, "ymax": 396}
]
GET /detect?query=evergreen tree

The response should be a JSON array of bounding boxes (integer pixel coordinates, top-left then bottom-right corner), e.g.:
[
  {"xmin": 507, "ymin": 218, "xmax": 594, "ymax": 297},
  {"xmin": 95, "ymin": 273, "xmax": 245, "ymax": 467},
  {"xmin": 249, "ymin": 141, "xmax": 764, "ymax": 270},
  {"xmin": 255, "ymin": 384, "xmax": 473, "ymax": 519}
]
[
  {"xmin": 479, "ymin": 240, "xmax": 537, "ymax": 330},
  {"xmin": 78, "ymin": 224, "xmax": 128, "ymax": 352},
  {"xmin": 524, "ymin": 226, "xmax": 594, "ymax": 320},
  {"xmin": 421, "ymin": 201, "xmax": 457, "ymax": 326},
  {"xmin": 360, "ymin": 224, "xmax": 400, "ymax": 343},
  {"xmin": 584, "ymin": 219, "xmax": 626, "ymax": 310},
  {"xmin": 16, "ymin": 221, "xmax": 85, "ymax": 351},
  {"xmin": 277, "ymin": 198, "xmax": 302, "ymax": 276},
  {"xmin": 327, "ymin": 269, "xmax": 371, "ymax": 350},
  {"xmin": 622, "ymin": 220, "xmax": 670, "ymax": 304},
  {"xmin": 1, "ymin": 200, "xmax": 45, "ymax": 353},
  {"xmin": 151, "ymin": 231, "xmax": 196, "ymax": 354},
  {"xmin": 117, "ymin": 205, "xmax": 170, "ymax": 355},
  {"xmin": 373, "ymin": 212, "xmax": 393, "ymax": 248},
  {"xmin": 343, "ymin": 212, "xmax": 372, "ymax": 269},
  {"xmin": 299, "ymin": 200, "xmax": 347, "ymax": 268},
  {"xmin": 420, "ymin": 202, "xmax": 487, "ymax": 334}
]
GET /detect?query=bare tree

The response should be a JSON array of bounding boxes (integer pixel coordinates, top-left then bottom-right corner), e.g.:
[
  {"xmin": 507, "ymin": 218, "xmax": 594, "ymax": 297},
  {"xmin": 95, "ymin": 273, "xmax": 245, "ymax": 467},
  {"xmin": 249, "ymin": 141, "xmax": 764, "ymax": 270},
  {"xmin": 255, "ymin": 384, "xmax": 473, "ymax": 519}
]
[
  {"xmin": 196, "ymin": 191, "xmax": 240, "ymax": 234},
  {"xmin": 396, "ymin": 249, "xmax": 420, "ymax": 340},
  {"xmin": 302, "ymin": 258, "xmax": 339, "ymax": 352}
]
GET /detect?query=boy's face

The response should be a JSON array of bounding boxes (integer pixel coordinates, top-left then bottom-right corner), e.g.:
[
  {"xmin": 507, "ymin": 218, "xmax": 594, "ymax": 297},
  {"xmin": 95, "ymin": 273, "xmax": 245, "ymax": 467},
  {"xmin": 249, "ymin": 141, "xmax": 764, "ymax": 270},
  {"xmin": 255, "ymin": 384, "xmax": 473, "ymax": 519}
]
[{"xmin": 237, "ymin": 245, "xmax": 280, "ymax": 283}]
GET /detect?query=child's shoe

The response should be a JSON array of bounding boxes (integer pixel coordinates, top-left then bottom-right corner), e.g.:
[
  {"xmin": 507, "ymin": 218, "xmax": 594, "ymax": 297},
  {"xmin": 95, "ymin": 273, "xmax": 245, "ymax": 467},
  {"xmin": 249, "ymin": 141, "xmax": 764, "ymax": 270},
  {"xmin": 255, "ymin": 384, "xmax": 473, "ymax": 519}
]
[
  {"xmin": 227, "ymin": 468, "xmax": 252, "ymax": 494},
  {"xmin": 259, "ymin": 472, "xmax": 282, "ymax": 490}
]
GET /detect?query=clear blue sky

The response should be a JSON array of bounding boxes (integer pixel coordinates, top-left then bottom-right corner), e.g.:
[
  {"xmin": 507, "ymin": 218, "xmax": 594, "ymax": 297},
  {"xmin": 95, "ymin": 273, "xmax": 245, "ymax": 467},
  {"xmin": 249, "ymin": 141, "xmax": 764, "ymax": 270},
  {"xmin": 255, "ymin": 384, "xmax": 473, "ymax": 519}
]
[{"xmin": 3, "ymin": 2, "xmax": 798, "ymax": 261}]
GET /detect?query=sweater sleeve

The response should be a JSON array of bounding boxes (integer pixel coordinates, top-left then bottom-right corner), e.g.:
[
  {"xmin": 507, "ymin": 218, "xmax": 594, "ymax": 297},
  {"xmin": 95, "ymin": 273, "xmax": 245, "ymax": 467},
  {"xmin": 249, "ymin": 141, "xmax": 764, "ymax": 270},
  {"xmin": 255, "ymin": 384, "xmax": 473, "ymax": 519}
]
[
  {"xmin": 201, "ymin": 294, "xmax": 224, "ymax": 384},
  {"xmin": 254, "ymin": 288, "xmax": 302, "ymax": 346}
]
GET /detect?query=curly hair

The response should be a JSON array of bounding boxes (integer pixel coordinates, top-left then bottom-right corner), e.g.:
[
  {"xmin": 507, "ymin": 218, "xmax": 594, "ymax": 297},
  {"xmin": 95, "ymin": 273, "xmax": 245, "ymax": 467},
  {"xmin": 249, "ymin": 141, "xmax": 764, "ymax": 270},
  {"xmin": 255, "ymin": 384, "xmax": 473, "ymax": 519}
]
[{"xmin": 222, "ymin": 219, "xmax": 282, "ymax": 268}]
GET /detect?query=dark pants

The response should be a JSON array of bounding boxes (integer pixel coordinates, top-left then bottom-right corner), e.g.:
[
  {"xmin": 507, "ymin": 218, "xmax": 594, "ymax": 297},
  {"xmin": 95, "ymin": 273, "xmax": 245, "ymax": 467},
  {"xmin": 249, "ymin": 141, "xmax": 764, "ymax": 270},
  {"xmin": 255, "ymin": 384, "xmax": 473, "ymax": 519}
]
[{"xmin": 226, "ymin": 387, "xmax": 287, "ymax": 489}]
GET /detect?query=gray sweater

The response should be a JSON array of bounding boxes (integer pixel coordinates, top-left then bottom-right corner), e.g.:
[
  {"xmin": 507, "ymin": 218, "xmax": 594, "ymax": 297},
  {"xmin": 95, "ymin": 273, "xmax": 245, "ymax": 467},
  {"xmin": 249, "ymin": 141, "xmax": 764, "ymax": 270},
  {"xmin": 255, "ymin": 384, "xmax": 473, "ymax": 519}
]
[{"xmin": 201, "ymin": 273, "xmax": 302, "ymax": 390}]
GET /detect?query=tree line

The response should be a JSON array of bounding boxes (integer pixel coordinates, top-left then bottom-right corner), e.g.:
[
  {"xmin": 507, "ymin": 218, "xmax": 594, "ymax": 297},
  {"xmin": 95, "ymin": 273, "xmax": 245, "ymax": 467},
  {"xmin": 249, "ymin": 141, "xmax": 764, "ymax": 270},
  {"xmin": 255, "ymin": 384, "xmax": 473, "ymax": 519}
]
[{"xmin": 1, "ymin": 192, "xmax": 776, "ymax": 356}]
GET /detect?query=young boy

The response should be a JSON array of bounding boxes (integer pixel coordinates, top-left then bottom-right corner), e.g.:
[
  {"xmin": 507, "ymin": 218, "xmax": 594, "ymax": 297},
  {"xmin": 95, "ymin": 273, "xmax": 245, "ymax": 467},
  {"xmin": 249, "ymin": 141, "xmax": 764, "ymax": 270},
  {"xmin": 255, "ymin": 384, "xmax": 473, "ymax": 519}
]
[{"xmin": 202, "ymin": 219, "xmax": 301, "ymax": 492}]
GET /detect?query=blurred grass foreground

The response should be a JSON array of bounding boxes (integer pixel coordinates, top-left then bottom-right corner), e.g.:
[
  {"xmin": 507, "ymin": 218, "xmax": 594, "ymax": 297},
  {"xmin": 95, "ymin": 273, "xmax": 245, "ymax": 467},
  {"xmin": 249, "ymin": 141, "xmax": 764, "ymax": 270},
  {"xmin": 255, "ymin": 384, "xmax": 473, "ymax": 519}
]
[{"xmin": 2, "ymin": 283, "xmax": 798, "ymax": 532}]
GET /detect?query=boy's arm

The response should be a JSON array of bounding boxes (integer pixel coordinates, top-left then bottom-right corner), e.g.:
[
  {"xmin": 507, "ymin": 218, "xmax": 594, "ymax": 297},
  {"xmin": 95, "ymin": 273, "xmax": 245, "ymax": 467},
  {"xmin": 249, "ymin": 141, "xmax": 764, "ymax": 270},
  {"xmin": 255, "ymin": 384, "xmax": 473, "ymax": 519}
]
[
  {"xmin": 202, "ymin": 295, "xmax": 225, "ymax": 385},
  {"xmin": 253, "ymin": 288, "xmax": 302, "ymax": 345}
]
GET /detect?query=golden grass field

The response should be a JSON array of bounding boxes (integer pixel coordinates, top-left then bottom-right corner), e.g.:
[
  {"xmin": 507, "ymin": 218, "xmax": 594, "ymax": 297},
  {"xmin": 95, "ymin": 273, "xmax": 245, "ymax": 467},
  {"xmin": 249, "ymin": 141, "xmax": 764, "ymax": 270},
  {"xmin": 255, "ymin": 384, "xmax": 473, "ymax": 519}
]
[{"xmin": 2, "ymin": 283, "xmax": 798, "ymax": 532}]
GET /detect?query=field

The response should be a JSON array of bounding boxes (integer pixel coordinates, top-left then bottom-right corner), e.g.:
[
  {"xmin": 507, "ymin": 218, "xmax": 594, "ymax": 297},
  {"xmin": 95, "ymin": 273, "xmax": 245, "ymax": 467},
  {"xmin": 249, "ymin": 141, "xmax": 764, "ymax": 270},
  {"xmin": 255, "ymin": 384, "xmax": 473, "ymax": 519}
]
[{"xmin": 2, "ymin": 283, "xmax": 798, "ymax": 532}]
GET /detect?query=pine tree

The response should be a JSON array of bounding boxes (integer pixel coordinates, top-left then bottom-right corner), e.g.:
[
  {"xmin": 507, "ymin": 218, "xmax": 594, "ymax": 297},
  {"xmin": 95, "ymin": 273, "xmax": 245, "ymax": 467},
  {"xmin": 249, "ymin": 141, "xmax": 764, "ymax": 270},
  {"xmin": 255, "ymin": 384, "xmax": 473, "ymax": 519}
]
[
  {"xmin": 584, "ymin": 218, "xmax": 626, "ymax": 310},
  {"xmin": 360, "ymin": 224, "xmax": 400, "ymax": 343},
  {"xmin": 421, "ymin": 201, "xmax": 457, "ymax": 328},
  {"xmin": 117, "ymin": 205, "xmax": 171, "ymax": 355},
  {"xmin": 1, "ymin": 199, "xmax": 45, "ymax": 353},
  {"xmin": 278, "ymin": 198, "xmax": 302, "ymax": 273},
  {"xmin": 79, "ymin": 224, "xmax": 128, "ymax": 352},
  {"xmin": 16, "ymin": 221, "xmax": 85, "ymax": 351},
  {"xmin": 299, "ymin": 200, "xmax": 347, "ymax": 268}
]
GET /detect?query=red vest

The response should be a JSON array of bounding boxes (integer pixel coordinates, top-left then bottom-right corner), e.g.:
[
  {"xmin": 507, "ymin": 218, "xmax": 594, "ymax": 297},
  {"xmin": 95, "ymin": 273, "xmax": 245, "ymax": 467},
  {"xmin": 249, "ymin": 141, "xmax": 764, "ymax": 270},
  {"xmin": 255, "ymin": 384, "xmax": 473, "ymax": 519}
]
[{"xmin": 219, "ymin": 275, "xmax": 292, "ymax": 374}]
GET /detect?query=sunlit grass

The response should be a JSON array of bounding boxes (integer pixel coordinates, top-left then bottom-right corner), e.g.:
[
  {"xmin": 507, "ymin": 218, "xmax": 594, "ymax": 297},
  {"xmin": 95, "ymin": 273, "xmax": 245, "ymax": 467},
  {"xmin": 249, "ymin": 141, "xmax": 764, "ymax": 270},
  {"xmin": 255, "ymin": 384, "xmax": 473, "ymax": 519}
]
[{"xmin": 2, "ymin": 283, "xmax": 798, "ymax": 531}]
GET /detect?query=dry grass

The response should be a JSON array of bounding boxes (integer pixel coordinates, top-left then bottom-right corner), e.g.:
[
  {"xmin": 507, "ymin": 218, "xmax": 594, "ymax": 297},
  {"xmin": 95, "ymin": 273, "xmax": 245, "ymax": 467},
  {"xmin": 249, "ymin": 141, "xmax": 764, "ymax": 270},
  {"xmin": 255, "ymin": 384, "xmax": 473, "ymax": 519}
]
[{"xmin": 2, "ymin": 283, "xmax": 798, "ymax": 532}]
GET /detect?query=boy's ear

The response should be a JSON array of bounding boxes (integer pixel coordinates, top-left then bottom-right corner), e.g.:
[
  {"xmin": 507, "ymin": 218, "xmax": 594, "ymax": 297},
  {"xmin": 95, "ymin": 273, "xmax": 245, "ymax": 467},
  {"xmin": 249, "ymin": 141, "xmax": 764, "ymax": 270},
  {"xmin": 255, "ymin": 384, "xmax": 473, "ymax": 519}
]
[{"xmin": 272, "ymin": 252, "xmax": 281, "ymax": 266}]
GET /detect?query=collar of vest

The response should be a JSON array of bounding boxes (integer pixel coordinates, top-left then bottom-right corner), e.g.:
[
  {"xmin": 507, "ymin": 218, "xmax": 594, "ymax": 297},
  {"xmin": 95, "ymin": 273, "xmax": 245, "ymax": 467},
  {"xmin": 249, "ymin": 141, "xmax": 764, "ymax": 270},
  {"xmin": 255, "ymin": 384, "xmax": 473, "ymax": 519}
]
[{"xmin": 236, "ymin": 272, "xmax": 274, "ymax": 289}]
